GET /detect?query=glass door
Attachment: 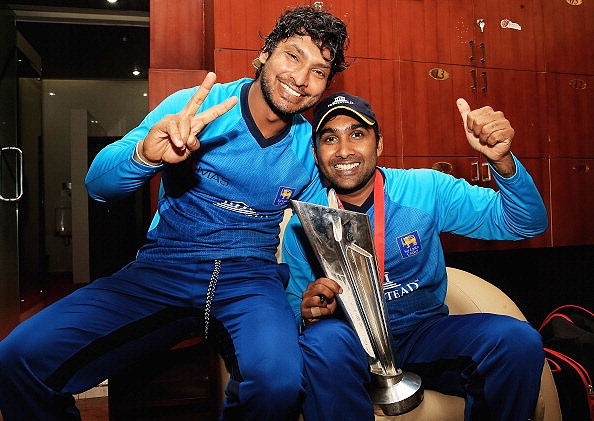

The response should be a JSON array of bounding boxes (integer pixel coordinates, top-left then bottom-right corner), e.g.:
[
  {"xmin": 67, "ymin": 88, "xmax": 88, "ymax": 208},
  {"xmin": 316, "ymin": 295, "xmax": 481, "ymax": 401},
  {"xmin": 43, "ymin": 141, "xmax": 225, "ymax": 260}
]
[{"xmin": 0, "ymin": 5, "xmax": 20, "ymax": 339}]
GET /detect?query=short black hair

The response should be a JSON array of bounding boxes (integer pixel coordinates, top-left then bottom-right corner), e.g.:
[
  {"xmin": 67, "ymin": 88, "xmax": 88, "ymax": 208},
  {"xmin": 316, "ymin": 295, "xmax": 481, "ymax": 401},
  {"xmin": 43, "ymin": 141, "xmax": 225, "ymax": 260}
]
[{"xmin": 255, "ymin": 6, "xmax": 349, "ymax": 82}]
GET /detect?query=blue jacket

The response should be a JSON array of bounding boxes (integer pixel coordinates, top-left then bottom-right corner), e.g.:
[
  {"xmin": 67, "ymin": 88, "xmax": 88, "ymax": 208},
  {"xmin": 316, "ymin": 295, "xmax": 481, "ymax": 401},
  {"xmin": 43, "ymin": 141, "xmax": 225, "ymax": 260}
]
[
  {"xmin": 283, "ymin": 157, "xmax": 548, "ymax": 334},
  {"xmin": 86, "ymin": 78, "xmax": 322, "ymax": 263}
]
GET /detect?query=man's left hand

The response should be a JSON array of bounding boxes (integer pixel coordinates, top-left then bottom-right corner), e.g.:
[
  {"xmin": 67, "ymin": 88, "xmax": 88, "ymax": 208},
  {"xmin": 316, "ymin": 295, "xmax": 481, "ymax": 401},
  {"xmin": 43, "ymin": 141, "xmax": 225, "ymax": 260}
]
[{"xmin": 456, "ymin": 98, "xmax": 516, "ymax": 177}]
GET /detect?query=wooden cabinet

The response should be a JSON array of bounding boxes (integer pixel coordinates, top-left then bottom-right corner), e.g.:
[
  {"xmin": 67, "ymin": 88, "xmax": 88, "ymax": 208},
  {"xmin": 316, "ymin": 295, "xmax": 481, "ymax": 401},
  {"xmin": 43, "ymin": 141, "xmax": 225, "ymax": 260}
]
[
  {"xmin": 150, "ymin": 0, "xmax": 209, "ymax": 70},
  {"xmin": 478, "ymin": 68, "xmax": 547, "ymax": 157},
  {"xmin": 317, "ymin": 0, "xmax": 398, "ymax": 59},
  {"xmin": 213, "ymin": 0, "xmax": 309, "ymax": 51},
  {"xmin": 543, "ymin": 0, "xmax": 594, "ymax": 75},
  {"xmin": 397, "ymin": 0, "xmax": 544, "ymax": 71},
  {"xmin": 547, "ymin": 73, "xmax": 594, "ymax": 158},
  {"xmin": 474, "ymin": 0, "xmax": 545, "ymax": 71},
  {"xmin": 325, "ymin": 58, "xmax": 402, "ymax": 156},
  {"xmin": 551, "ymin": 158, "xmax": 594, "ymax": 246},
  {"xmin": 397, "ymin": 0, "xmax": 474, "ymax": 66},
  {"xmin": 399, "ymin": 61, "xmax": 475, "ymax": 157},
  {"xmin": 213, "ymin": 49, "xmax": 255, "ymax": 84},
  {"xmin": 398, "ymin": 62, "xmax": 546, "ymax": 158}
]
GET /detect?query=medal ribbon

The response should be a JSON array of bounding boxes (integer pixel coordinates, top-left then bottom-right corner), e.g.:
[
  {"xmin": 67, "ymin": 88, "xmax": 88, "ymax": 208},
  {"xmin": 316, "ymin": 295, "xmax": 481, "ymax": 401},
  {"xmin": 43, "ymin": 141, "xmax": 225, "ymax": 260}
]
[{"xmin": 334, "ymin": 169, "xmax": 385, "ymax": 284}]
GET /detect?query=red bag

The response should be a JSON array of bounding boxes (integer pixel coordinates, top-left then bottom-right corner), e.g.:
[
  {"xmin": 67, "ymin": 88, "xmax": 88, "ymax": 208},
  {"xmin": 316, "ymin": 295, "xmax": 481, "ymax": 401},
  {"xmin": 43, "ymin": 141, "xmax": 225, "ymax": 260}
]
[{"xmin": 539, "ymin": 305, "xmax": 594, "ymax": 421}]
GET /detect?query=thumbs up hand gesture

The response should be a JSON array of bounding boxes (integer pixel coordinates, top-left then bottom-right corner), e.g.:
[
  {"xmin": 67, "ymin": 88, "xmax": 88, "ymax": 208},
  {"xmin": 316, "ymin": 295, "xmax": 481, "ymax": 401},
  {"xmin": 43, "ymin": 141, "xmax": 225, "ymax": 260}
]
[{"xmin": 456, "ymin": 98, "xmax": 516, "ymax": 177}]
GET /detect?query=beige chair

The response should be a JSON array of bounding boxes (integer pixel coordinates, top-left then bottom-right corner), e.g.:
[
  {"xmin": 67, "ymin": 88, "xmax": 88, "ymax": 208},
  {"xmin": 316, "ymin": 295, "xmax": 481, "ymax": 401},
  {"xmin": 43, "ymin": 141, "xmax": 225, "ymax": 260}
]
[
  {"xmin": 373, "ymin": 267, "xmax": 562, "ymax": 421},
  {"xmin": 217, "ymin": 212, "xmax": 563, "ymax": 420},
  {"xmin": 217, "ymin": 267, "xmax": 562, "ymax": 421}
]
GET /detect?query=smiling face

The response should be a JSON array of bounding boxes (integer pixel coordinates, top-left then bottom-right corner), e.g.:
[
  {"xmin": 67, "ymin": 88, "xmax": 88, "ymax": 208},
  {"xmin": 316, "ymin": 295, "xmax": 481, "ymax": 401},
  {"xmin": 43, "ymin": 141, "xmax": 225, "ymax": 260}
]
[
  {"xmin": 258, "ymin": 35, "xmax": 331, "ymax": 117},
  {"xmin": 315, "ymin": 113, "xmax": 383, "ymax": 201}
]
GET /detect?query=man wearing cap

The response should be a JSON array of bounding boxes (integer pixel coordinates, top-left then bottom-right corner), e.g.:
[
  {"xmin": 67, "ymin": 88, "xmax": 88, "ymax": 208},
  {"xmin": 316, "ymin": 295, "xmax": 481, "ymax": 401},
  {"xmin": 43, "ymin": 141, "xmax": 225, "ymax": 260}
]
[{"xmin": 282, "ymin": 92, "xmax": 548, "ymax": 420}]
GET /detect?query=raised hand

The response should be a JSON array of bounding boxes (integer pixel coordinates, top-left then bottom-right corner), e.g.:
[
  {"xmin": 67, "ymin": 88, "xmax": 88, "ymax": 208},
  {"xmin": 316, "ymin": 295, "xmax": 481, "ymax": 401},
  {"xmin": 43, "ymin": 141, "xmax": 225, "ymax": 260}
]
[
  {"xmin": 301, "ymin": 277, "xmax": 342, "ymax": 322},
  {"xmin": 136, "ymin": 72, "xmax": 238, "ymax": 166},
  {"xmin": 456, "ymin": 98, "xmax": 516, "ymax": 177}
]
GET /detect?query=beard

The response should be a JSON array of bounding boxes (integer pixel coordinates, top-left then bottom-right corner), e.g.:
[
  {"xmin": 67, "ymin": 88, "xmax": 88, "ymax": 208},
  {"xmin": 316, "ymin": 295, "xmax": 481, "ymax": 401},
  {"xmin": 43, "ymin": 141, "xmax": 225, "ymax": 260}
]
[
  {"xmin": 259, "ymin": 64, "xmax": 318, "ymax": 119},
  {"xmin": 326, "ymin": 163, "xmax": 376, "ymax": 196}
]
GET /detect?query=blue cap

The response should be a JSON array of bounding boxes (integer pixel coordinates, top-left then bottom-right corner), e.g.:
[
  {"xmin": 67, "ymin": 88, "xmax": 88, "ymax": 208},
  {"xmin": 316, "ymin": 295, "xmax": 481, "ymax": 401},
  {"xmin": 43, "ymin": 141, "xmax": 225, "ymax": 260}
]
[{"xmin": 312, "ymin": 92, "xmax": 377, "ymax": 138}]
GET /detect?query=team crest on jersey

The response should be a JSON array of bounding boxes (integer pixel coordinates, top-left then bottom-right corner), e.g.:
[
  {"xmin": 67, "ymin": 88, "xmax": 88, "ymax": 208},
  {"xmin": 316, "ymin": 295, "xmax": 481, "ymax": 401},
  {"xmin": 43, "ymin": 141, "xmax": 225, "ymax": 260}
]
[
  {"xmin": 397, "ymin": 231, "xmax": 422, "ymax": 259},
  {"xmin": 273, "ymin": 186, "xmax": 296, "ymax": 206}
]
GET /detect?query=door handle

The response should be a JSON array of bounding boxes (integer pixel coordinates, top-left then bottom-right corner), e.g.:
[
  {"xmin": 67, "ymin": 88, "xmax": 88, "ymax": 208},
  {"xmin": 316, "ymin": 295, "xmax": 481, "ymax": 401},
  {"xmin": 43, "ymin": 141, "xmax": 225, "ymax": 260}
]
[
  {"xmin": 470, "ymin": 69, "xmax": 477, "ymax": 92},
  {"xmin": 471, "ymin": 161, "xmax": 480, "ymax": 182},
  {"xmin": 469, "ymin": 40, "xmax": 476, "ymax": 62},
  {"xmin": 0, "ymin": 147, "xmax": 23, "ymax": 202},
  {"xmin": 479, "ymin": 42, "xmax": 486, "ymax": 64},
  {"xmin": 481, "ymin": 162, "xmax": 492, "ymax": 182},
  {"xmin": 481, "ymin": 71, "xmax": 488, "ymax": 92}
]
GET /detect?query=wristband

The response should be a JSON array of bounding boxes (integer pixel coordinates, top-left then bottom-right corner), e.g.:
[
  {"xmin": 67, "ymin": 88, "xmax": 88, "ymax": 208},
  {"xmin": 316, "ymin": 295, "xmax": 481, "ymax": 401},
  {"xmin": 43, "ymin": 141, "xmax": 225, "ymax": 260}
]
[{"xmin": 135, "ymin": 141, "xmax": 161, "ymax": 167}]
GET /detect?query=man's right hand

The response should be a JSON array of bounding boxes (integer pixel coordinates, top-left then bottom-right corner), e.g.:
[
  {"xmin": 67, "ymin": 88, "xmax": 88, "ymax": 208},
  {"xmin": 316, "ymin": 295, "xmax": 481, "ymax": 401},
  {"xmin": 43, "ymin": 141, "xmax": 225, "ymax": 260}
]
[
  {"xmin": 136, "ymin": 72, "xmax": 238, "ymax": 166},
  {"xmin": 301, "ymin": 277, "xmax": 343, "ymax": 322}
]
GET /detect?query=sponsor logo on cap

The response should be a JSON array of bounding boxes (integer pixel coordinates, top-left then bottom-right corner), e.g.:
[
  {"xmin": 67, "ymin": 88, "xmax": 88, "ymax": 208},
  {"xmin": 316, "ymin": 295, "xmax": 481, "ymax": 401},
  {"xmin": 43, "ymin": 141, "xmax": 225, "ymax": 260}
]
[{"xmin": 328, "ymin": 95, "xmax": 354, "ymax": 108}]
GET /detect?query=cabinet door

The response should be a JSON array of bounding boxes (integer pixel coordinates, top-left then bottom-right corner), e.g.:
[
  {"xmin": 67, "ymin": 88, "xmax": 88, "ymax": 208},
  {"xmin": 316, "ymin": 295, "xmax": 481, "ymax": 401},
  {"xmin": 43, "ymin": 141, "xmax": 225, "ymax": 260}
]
[
  {"xmin": 547, "ymin": 73, "xmax": 594, "ymax": 158},
  {"xmin": 397, "ymin": 0, "xmax": 474, "ymax": 66},
  {"xmin": 400, "ymin": 62, "xmax": 478, "ymax": 157},
  {"xmin": 214, "ymin": 0, "xmax": 309, "ymax": 50},
  {"xmin": 403, "ymin": 156, "xmax": 482, "ymax": 252},
  {"xmin": 320, "ymin": 0, "xmax": 398, "ymax": 59},
  {"xmin": 551, "ymin": 158, "xmax": 594, "ymax": 246},
  {"xmin": 543, "ymin": 0, "xmax": 594, "ymax": 75},
  {"xmin": 474, "ymin": 0, "xmax": 545, "ymax": 71},
  {"xmin": 378, "ymin": 156, "xmax": 402, "ymax": 169},
  {"xmin": 214, "ymin": 49, "xmax": 256, "ymax": 84},
  {"xmin": 151, "ymin": 0, "xmax": 207, "ymax": 70},
  {"xmin": 478, "ymin": 68, "xmax": 548, "ymax": 158},
  {"xmin": 326, "ymin": 58, "xmax": 402, "ymax": 157},
  {"xmin": 479, "ymin": 157, "xmax": 552, "ymax": 249}
]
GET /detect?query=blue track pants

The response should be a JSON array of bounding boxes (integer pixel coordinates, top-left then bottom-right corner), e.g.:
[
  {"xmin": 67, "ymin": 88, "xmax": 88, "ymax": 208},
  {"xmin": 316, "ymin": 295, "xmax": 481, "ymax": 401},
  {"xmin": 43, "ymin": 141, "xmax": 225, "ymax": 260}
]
[
  {"xmin": 299, "ymin": 314, "xmax": 544, "ymax": 421},
  {"xmin": 0, "ymin": 258, "xmax": 304, "ymax": 421}
]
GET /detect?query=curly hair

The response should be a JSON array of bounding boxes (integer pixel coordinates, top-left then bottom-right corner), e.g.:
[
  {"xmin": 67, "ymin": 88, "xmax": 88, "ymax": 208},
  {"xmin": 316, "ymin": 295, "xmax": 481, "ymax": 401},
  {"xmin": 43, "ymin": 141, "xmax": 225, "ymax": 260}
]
[{"xmin": 255, "ymin": 6, "xmax": 349, "ymax": 82}]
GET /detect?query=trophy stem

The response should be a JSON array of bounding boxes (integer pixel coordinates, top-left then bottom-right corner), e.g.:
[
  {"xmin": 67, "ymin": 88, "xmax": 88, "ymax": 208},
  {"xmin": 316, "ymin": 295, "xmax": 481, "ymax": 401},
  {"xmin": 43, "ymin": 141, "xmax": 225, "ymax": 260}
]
[
  {"xmin": 371, "ymin": 371, "xmax": 424, "ymax": 415},
  {"xmin": 290, "ymin": 200, "xmax": 424, "ymax": 416}
]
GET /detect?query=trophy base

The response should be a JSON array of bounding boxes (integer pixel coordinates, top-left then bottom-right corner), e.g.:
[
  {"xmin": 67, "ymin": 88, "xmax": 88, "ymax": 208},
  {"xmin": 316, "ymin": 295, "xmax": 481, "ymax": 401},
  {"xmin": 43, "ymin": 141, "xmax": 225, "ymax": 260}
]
[{"xmin": 371, "ymin": 371, "xmax": 424, "ymax": 416}]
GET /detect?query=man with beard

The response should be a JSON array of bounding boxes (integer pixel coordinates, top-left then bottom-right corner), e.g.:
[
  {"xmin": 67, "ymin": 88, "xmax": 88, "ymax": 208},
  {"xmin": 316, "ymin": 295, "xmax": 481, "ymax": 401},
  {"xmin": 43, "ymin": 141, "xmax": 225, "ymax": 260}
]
[
  {"xmin": 0, "ymin": 7, "xmax": 347, "ymax": 421},
  {"xmin": 283, "ymin": 92, "xmax": 548, "ymax": 420}
]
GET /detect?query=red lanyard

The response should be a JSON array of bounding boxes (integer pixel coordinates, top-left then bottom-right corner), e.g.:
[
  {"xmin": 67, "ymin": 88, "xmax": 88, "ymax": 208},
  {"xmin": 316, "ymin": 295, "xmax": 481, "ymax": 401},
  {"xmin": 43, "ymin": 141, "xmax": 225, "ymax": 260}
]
[{"xmin": 335, "ymin": 169, "xmax": 385, "ymax": 283}]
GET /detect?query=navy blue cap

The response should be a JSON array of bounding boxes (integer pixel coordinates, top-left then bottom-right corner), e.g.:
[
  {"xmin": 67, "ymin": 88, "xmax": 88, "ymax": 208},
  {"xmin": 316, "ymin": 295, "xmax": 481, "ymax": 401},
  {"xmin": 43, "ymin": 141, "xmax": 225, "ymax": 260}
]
[{"xmin": 312, "ymin": 92, "xmax": 377, "ymax": 138}]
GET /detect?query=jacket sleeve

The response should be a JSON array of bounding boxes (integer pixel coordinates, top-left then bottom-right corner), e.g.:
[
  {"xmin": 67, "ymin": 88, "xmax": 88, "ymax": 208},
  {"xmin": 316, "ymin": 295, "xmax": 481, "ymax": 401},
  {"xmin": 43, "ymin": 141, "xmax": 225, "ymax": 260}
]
[
  {"xmin": 85, "ymin": 88, "xmax": 196, "ymax": 202},
  {"xmin": 434, "ymin": 154, "xmax": 548, "ymax": 239}
]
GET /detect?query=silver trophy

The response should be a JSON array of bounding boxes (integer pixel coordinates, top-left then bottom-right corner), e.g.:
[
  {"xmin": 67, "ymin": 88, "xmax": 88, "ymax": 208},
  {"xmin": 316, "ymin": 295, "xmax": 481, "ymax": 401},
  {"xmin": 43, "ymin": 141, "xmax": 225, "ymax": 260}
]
[{"xmin": 291, "ymin": 199, "xmax": 423, "ymax": 415}]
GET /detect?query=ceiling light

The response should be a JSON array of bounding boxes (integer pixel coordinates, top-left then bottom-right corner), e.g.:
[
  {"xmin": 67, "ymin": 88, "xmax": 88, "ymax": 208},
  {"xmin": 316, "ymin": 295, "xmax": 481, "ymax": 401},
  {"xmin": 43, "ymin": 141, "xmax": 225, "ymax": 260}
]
[
  {"xmin": 107, "ymin": 0, "xmax": 118, "ymax": 3},
  {"xmin": 132, "ymin": 68, "xmax": 140, "ymax": 76},
  {"xmin": 143, "ymin": 92, "xmax": 147, "ymax": 97},
  {"xmin": 49, "ymin": 92, "xmax": 56, "ymax": 96}
]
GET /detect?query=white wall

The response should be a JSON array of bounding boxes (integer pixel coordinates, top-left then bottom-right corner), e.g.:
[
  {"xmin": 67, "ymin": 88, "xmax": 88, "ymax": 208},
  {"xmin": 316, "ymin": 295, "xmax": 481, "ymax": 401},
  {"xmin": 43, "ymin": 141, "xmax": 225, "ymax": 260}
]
[{"xmin": 42, "ymin": 79, "xmax": 148, "ymax": 274}]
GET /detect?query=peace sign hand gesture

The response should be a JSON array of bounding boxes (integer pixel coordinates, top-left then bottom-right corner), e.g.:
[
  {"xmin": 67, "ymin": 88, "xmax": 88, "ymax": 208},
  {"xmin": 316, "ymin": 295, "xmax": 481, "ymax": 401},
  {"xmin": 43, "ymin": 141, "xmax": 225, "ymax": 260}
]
[{"xmin": 135, "ymin": 72, "xmax": 238, "ymax": 166}]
